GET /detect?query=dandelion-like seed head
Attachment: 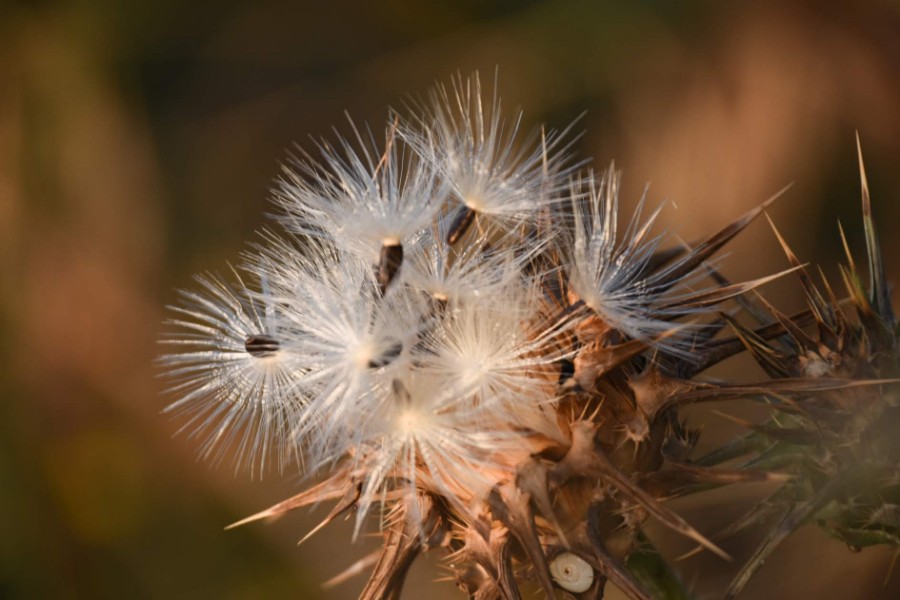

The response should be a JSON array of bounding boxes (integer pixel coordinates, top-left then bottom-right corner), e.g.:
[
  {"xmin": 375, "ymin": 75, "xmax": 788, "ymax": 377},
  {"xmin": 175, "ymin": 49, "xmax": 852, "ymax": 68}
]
[
  {"xmin": 417, "ymin": 280, "xmax": 571, "ymax": 417},
  {"xmin": 565, "ymin": 169, "xmax": 674, "ymax": 341},
  {"xmin": 401, "ymin": 72, "xmax": 581, "ymax": 239},
  {"xmin": 275, "ymin": 117, "xmax": 446, "ymax": 263},
  {"xmin": 349, "ymin": 373, "xmax": 530, "ymax": 535},
  {"xmin": 563, "ymin": 168, "xmax": 768, "ymax": 354},
  {"xmin": 158, "ymin": 71, "xmax": 840, "ymax": 599},
  {"xmin": 158, "ymin": 268, "xmax": 305, "ymax": 476}
]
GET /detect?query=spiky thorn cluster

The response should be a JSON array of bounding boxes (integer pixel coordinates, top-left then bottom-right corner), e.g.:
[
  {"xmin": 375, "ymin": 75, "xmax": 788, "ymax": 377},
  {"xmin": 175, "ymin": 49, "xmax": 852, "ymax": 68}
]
[
  {"xmin": 688, "ymin": 139, "xmax": 900, "ymax": 599},
  {"xmin": 159, "ymin": 73, "xmax": 892, "ymax": 599}
]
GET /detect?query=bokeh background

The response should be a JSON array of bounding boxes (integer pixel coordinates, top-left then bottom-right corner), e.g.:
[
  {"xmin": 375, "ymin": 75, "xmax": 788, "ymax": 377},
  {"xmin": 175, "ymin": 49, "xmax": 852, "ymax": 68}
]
[{"xmin": 2, "ymin": 1, "xmax": 899, "ymax": 598}]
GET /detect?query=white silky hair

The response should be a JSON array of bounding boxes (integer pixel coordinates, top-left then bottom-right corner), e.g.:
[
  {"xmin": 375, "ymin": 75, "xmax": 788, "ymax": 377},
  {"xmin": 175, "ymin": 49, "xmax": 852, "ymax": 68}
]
[
  {"xmin": 274, "ymin": 117, "xmax": 448, "ymax": 263},
  {"xmin": 158, "ymin": 268, "xmax": 306, "ymax": 477},
  {"xmin": 248, "ymin": 240, "xmax": 430, "ymax": 466},
  {"xmin": 400, "ymin": 212, "xmax": 551, "ymax": 304},
  {"xmin": 161, "ymin": 72, "xmax": 611, "ymax": 533},
  {"xmin": 349, "ymin": 372, "xmax": 532, "ymax": 537},
  {"xmin": 415, "ymin": 278, "xmax": 573, "ymax": 416},
  {"xmin": 565, "ymin": 169, "xmax": 719, "ymax": 352},
  {"xmin": 399, "ymin": 71, "xmax": 582, "ymax": 228}
]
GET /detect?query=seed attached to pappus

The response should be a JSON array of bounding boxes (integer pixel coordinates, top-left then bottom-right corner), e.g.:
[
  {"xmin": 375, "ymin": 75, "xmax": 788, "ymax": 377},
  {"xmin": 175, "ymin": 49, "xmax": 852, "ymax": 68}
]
[
  {"xmin": 549, "ymin": 552, "xmax": 594, "ymax": 593},
  {"xmin": 446, "ymin": 205, "xmax": 476, "ymax": 245},
  {"xmin": 244, "ymin": 334, "xmax": 280, "ymax": 357},
  {"xmin": 367, "ymin": 341, "xmax": 403, "ymax": 369},
  {"xmin": 376, "ymin": 241, "xmax": 404, "ymax": 294}
]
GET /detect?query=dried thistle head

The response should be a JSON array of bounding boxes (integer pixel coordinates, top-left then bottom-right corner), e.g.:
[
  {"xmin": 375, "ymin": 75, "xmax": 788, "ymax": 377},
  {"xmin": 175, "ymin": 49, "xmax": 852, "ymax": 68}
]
[{"xmin": 158, "ymin": 73, "xmax": 891, "ymax": 599}]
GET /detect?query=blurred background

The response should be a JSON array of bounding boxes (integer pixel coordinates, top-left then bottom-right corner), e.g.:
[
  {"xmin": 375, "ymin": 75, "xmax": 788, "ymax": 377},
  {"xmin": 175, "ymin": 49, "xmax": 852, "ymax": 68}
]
[{"xmin": 1, "ymin": 0, "xmax": 899, "ymax": 598}]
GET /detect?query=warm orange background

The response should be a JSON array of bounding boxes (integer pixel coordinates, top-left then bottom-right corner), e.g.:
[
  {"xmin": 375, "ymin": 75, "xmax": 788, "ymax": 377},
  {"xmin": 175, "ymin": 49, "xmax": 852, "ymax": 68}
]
[{"xmin": 2, "ymin": 1, "xmax": 899, "ymax": 598}]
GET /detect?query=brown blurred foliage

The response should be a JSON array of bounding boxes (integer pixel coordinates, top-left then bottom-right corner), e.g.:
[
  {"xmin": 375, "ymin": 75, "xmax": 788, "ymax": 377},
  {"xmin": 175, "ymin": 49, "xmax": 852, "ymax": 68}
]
[{"xmin": 1, "ymin": 1, "xmax": 898, "ymax": 598}]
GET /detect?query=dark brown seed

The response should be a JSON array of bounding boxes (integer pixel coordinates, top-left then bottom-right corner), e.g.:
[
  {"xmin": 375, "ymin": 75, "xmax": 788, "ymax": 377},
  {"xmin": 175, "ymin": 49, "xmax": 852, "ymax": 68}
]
[
  {"xmin": 368, "ymin": 341, "xmax": 403, "ymax": 369},
  {"xmin": 447, "ymin": 206, "xmax": 476, "ymax": 245},
  {"xmin": 244, "ymin": 333, "xmax": 280, "ymax": 357},
  {"xmin": 376, "ymin": 242, "xmax": 404, "ymax": 294}
]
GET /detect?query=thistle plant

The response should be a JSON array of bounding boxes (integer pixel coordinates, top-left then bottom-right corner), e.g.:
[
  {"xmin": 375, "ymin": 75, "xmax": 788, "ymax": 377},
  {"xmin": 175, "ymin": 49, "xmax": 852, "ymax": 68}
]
[
  {"xmin": 691, "ymin": 143, "xmax": 900, "ymax": 598},
  {"xmin": 159, "ymin": 73, "xmax": 897, "ymax": 599}
]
